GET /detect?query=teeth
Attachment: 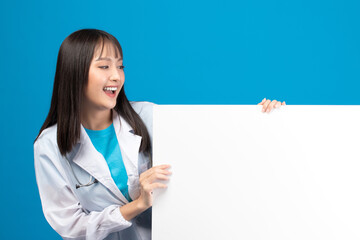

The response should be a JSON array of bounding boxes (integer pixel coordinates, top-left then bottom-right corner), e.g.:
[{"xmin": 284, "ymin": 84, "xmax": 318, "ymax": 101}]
[{"xmin": 104, "ymin": 87, "xmax": 117, "ymax": 91}]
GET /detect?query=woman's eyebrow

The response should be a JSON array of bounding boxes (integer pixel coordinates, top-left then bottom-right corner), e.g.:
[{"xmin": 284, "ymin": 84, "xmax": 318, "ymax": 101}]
[{"xmin": 95, "ymin": 57, "xmax": 123, "ymax": 61}]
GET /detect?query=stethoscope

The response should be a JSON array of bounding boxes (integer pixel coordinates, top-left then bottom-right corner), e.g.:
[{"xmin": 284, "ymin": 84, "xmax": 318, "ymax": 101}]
[
  {"xmin": 65, "ymin": 152, "xmax": 152, "ymax": 189},
  {"xmin": 65, "ymin": 155, "xmax": 98, "ymax": 189},
  {"xmin": 64, "ymin": 128, "xmax": 152, "ymax": 190}
]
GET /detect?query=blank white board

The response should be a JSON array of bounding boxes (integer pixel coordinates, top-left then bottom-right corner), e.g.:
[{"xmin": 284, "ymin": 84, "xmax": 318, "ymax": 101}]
[{"xmin": 152, "ymin": 105, "xmax": 360, "ymax": 240}]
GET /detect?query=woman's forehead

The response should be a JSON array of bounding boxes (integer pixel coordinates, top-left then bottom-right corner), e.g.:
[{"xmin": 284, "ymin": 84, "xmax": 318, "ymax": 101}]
[{"xmin": 93, "ymin": 41, "xmax": 121, "ymax": 59}]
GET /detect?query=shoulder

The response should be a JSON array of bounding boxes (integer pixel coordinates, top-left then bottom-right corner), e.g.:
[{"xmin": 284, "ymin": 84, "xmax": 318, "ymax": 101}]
[
  {"xmin": 130, "ymin": 101, "xmax": 156, "ymax": 124},
  {"xmin": 33, "ymin": 124, "xmax": 70, "ymax": 184},
  {"xmin": 130, "ymin": 101, "xmax": 156, "ymax": 115},
  {"xmin": 34, "ymin": 124, "xmax": 58, "ymax": 147},
  {"xmin": 34, "ymin": 124, "xmax": 60, "ymax": 158},
  {"xmin": 130, "ymin": 101, "xmax": 156, "ymax": 139}
]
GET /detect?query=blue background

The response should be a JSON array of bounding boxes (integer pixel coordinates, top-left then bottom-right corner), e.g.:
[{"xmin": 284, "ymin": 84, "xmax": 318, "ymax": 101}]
[{"xmin": 1, "ymin": 0, "xmax": 359, "ymax": 239}]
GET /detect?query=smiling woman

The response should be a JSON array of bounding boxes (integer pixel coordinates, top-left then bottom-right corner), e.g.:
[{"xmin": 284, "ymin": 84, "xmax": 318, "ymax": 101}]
[
  {"xmin": 34, "ymin": 29, "xmax": 157, "ymax": 240},
  {"xmin": 82, "ymin": 40, "xmax": 125, "ymax": 130},
  {"xmin": 33, "ymin": 29, "xmax": 285, "ymax": 240}
]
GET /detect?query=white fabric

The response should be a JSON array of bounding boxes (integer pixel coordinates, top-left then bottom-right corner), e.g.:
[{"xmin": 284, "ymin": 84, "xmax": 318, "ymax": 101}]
[{"xmin": 34, "ymin": 101, "xmax": 154, "ymax": 240}]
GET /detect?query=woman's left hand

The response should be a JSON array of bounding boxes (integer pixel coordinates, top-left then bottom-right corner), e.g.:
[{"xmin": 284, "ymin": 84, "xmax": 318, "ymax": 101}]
[{"xmin": 257, "ymin": 98, "xmax": 286, "ymax": 113}]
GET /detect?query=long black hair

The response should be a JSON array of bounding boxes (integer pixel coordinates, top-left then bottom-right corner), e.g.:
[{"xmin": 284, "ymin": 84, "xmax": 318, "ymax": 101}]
[{"xmin": 35, "ymin": 29, "xmax": 151, "ymax": 158}]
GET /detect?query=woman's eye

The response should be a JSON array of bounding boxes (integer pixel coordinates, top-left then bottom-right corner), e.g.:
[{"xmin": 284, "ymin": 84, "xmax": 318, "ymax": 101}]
[{"xmin": 98, "ymin": 65, "xmax": 124, "ymax": 70}]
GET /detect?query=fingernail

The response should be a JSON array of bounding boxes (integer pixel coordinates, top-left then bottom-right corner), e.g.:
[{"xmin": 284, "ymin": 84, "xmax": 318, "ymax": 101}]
[{"xmin": 262, "ymin": 108, "xmax": 265, "ymax": 112}]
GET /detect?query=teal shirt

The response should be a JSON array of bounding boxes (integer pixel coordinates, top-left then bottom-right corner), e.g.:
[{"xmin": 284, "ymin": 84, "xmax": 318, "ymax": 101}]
[{"xmin": 84, "ymin": 123, "xmax": 132, "ymax": 202}]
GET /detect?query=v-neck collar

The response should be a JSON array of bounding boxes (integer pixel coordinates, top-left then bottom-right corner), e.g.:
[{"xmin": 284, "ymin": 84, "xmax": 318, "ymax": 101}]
[{"xmin": 71, "ymin": 110, "xmax": 142, "ymax": 203}]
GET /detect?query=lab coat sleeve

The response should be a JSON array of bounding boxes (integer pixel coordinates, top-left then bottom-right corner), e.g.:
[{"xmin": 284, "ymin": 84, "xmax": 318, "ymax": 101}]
[{"xmin": 34, "ymin": 136, "xmax": 132, "ymax": 240}]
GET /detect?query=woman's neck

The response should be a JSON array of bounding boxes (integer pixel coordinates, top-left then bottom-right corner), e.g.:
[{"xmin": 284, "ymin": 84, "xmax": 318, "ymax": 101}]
[{"xmin": 81, "ymin": 109, "xmax": 113, "ymax": 130}]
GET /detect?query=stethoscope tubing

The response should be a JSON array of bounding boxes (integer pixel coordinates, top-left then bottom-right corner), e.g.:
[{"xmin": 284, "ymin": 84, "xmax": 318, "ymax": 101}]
[{"xmin": 65, "ymin": 156, "xmax": 98, "ymax": 189}]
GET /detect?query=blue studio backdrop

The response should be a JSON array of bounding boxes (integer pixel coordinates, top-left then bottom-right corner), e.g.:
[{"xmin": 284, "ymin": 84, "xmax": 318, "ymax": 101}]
[{"xmin": 0, "ymin": 0, "xmax": 359, "ymax": 239}]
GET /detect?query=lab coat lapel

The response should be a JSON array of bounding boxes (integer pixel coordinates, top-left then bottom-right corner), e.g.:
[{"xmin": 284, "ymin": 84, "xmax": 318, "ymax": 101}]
[
  {"xmin": 72, "ymin": 124, "xmax": 129, "ymax": 204},
  {"xmin": 113, "ymin": 110, "xmax": 142, "ymax": 178},
  {"xmin": 71, "ymin": 110, "xmax": 142, "ymax": 203}
]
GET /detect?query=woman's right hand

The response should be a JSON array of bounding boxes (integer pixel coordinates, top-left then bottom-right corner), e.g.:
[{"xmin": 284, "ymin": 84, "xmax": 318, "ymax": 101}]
[
  {"xmin": 137, "ymin": 164, "xmax": 172, "ymax": 210},
  {"xmin": 120, "ymin": 164, "xmax": 171, "ymax": 220}
]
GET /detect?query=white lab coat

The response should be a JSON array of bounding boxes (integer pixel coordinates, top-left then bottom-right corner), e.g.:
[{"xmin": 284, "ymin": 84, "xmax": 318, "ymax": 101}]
[{"xmin": 34, "ymin": 101, "xmax": 154, "ymax": 240}]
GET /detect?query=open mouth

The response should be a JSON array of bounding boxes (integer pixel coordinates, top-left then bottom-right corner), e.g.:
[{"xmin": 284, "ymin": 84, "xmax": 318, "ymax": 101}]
[{"xmin": 103, "ymin": 86, "xmax": 117, "ymax": 94}]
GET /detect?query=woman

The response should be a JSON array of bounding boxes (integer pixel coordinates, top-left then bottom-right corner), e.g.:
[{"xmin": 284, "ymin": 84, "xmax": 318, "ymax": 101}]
[{"xmin": 34, "ymin": 29, "xmax": 285, "ymax": 240}]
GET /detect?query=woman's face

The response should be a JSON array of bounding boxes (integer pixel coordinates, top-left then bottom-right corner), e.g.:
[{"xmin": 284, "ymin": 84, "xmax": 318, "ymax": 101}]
[{"xmin": 83, "ymin": 42, "xmax": 124, "ymax": 112}]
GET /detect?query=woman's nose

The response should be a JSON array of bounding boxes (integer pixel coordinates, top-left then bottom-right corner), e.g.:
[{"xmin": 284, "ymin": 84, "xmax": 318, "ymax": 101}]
[{"xmin": 109, "ymin": 68, "xmax": 121, "ymax": 82}]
